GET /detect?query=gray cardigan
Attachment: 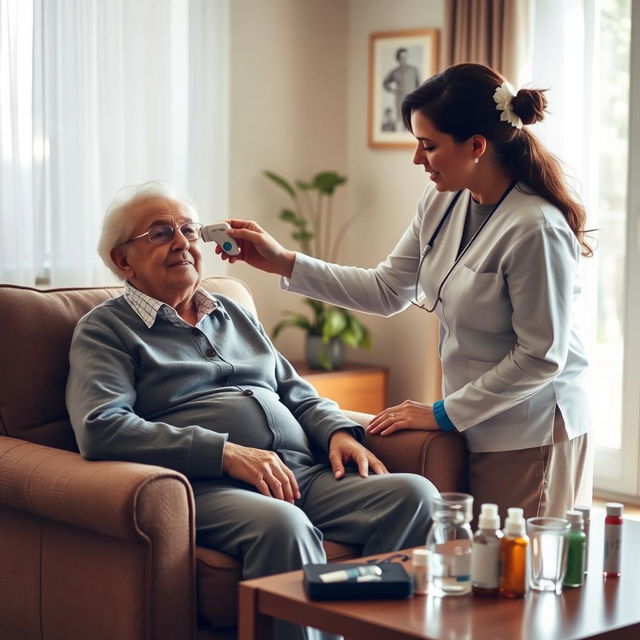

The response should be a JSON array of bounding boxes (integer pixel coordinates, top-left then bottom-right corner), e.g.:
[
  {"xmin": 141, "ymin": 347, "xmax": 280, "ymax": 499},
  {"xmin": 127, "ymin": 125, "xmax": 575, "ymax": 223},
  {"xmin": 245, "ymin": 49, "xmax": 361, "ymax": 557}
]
[{"xmin": 66, "ymin": 294, "xmax": 362, "ymax": 486}]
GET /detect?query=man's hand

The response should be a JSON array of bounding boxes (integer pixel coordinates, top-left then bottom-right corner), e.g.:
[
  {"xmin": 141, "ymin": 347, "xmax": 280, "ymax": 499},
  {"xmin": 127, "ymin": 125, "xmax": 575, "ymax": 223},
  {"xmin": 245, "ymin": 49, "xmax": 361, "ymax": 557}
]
[
  {"xmin": 328, "ymin": 429, "xmax": 388, "ymax": 479},
  {"xmin": 366, "ymin": 399, "xmax": 439, "ymax": 436},
  {"xmin": 222, "ymin": 442, "xmax": 301, "ymax": 503}
]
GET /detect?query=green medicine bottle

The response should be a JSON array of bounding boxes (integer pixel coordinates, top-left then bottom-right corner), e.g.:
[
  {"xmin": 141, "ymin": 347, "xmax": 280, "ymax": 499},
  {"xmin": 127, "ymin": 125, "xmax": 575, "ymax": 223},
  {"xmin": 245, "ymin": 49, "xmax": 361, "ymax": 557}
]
[{"xmin": 563, "ymin": 510, "xmax": 586, "ymax": 587}]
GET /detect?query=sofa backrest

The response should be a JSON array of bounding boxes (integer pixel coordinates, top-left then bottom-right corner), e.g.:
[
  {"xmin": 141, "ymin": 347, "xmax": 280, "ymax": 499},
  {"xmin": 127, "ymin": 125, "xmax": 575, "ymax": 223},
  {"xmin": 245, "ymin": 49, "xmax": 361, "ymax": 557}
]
[{"xmin": 0, "ymin": 276, "xmax": 256, "ymax": 450}]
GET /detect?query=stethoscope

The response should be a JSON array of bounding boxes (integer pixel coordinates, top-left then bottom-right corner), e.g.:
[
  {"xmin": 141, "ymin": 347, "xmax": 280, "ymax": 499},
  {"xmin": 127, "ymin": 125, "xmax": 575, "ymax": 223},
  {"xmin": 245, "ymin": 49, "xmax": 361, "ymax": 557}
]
[{"xmin": 380, "ymin": 182, "xmax": 517, "ymax": 313}]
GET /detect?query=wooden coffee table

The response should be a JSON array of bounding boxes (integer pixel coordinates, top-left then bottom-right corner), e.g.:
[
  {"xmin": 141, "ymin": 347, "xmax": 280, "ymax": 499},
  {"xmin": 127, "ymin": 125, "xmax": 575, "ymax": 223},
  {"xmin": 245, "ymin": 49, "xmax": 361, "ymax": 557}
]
[{"xmin": 238, "ymin": 517, "xmax": 640, "ymax": 639}]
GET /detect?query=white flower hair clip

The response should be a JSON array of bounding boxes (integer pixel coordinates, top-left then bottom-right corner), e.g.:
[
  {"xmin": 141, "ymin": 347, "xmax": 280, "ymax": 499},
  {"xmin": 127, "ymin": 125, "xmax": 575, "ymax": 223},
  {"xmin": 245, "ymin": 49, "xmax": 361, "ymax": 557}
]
[{"xmin": 493, "ymin": 81, "xmax": 523, "ymax": 130}]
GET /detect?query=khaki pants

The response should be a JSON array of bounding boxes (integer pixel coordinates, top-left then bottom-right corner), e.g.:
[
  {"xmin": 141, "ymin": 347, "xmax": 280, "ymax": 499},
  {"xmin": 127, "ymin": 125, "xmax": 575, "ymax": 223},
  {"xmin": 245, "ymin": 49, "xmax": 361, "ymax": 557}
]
[{"xmin": 467, "ymin": 409, "xmax": 592, "ymax": 523}]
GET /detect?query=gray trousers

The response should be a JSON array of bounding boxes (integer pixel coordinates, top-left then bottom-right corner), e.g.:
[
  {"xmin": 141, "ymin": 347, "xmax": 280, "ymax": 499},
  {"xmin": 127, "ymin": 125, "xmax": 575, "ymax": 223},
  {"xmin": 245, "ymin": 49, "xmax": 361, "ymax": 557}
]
[{"xmin": 194, "ymin": 469, "xmax": 438, "ymax": 640}]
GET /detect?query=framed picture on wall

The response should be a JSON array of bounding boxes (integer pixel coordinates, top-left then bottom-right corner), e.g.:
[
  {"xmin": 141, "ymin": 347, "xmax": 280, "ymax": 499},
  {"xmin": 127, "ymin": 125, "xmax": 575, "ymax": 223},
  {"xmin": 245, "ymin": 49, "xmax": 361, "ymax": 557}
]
[{"xmin": 368, "ymin": 29, "xmax": 439, "ymax": 149}]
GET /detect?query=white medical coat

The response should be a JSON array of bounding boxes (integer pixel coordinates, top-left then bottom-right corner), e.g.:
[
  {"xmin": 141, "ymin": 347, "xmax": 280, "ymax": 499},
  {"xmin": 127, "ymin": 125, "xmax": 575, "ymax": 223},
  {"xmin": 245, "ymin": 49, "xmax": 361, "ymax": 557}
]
[{"xmin": 282, "ymin": 183, "xmax": 590, "ymax": 453}]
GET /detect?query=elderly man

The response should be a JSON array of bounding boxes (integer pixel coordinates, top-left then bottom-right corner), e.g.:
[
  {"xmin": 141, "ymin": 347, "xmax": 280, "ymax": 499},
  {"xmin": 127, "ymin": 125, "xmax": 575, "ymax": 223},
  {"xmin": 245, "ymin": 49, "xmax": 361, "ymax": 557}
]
[{"xmin": 66, "ymin": 181, "xmax": 438, "ymax": 640}]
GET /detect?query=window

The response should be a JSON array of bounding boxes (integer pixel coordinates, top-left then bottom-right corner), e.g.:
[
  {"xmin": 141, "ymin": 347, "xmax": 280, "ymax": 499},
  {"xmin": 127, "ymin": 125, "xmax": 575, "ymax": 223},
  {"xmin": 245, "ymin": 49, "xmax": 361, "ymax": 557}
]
[
  {"xmin": 0, "ymin": 0, "xmax": 229, "ymax": 286},
  {"xmin": 530, "ymin": 0, "xmax": 637, "ymax": 498}
]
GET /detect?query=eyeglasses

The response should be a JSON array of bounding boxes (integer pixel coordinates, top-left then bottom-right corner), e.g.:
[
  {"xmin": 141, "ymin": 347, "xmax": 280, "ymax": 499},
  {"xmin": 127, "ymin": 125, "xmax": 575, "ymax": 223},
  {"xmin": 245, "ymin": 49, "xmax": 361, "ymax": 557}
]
[{"xmin": 121, "ymin": 222, "xmax": 204, "ymax": 246}]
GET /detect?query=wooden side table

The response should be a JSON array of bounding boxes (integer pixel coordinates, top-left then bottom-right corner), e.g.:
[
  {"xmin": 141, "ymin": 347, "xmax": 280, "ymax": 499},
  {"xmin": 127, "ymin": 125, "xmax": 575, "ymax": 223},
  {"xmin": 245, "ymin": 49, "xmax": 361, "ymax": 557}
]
[
  {"xmin": 239, "ymin": 518, "xmax": 640, "ymax": 640},
  {"xmin": 294, "ymin": 362, "xmax": 389, "ymax": 415}
]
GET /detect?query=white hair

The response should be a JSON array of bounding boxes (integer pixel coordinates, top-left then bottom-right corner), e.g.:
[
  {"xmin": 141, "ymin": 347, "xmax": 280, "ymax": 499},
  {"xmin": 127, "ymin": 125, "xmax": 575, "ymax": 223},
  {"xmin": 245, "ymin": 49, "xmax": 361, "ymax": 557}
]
[{"xmin": 98, "ymin": 180, "xmax": 200, "ymax": 280}]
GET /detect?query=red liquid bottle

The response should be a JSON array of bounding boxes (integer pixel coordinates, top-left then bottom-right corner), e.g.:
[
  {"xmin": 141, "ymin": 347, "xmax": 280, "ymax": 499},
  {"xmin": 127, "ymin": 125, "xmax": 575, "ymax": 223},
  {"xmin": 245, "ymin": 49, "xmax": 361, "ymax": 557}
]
[{"xmin": 603, "ymin": 502, "xmax": 623, "ymax": 578}]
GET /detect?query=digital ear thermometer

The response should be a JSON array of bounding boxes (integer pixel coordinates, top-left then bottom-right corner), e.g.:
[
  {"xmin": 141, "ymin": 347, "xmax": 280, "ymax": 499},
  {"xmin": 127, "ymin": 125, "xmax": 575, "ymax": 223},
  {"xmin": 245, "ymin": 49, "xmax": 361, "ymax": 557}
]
[
  {"xmin": 318, "ymin": 565, "xmax": 382, "ymax": 583},
  {"xmin": 201, "ymin": 222, "xmax": 241, "ymax": 256}
]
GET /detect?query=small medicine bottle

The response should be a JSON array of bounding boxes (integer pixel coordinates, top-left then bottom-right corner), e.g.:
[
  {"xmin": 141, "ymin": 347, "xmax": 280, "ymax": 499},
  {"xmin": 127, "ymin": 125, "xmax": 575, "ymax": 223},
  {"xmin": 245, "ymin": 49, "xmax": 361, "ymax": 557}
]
[
  {"xmin": 574, "ymin": 504, "xmax": 591, "ymax": 574},
  {"xmin": 603, "ymin": 502, "xmax": 623, "ymax": 578},
  {"xmin": 499, "ymin": 507, "xmax": 529, "ymax": 599},
  {"xmin": 411, "ymin": 548, "xmax": 430, "ymax": 595},
  {"xmin": 471, "ymin": 503, "xmax": 503, "ymax": 597},
  {"xmin": 563, "ymin": 510, "xmax": 586, "ymax": 587}
]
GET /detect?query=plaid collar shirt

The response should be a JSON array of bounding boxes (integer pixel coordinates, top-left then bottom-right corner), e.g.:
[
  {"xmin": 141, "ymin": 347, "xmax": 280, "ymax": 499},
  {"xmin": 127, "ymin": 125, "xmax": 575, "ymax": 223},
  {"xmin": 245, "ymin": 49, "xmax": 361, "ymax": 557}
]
[{"xmin": 123, "ymin": 281, "xmax": 227, "ymax": 329}]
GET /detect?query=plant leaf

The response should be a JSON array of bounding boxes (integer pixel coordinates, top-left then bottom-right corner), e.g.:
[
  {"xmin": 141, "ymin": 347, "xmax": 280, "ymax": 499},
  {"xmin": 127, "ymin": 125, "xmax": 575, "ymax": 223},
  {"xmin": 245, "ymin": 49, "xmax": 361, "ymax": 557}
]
[
  {"xmin": 271, "ymin": 314, "xmax": 312, "ymax": 340},
  {"xmin": 359, "ymin": 325, "xmax": 373, "ymax": 349},
  {"xmin": 312, "ymin": 171, "xmax": 347, "ymax": 195},
  {"xmin": 322, "ymin": 308, "xmax": 348, "ymax": 340},
  {"xmin": 279, "ymin": 209, "xmax": 298, "ymax": 223},
  {"xmin": 340, "ymin": 317, "xmax": 363, "ymax": 347},
  {"xmin": 319, "ymin": 347, "xmax": 332, "ymax": 370},
  {"xmin": 292, "ymin": 230, "xmax": 314, "ymax": 242},
  {"xmin": 339, "ymin": 326, "xmax": 359, "ymax": 347},
  {"xmin": 303, "ymin": 298, "xmax": 325, "ymax": 317},
  {"xmin": 264, "ymin": 171, "xmax": 296, "ymax": 198},
  {"xmin": 295, "ymin": 180, "xmax": 312, "ymax": 191}
]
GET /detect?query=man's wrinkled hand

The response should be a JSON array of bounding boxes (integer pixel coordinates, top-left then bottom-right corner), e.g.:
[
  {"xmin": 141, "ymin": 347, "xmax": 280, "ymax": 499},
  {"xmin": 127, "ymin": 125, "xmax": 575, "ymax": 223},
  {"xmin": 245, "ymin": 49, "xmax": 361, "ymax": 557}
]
[
  {"xmin": 222, "ymin": 442, "xmax": 301, "ymax": 503},
  {"xmin": 328, "ymin": 430, "xmax": 389, "ymax": 479}
]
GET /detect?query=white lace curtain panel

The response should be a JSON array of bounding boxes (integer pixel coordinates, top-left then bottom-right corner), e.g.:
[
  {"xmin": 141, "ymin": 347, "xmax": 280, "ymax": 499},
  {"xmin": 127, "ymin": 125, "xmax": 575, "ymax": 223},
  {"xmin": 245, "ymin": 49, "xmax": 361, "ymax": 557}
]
[{"xmin": 0, "ymin": 0, "xmax": 229, "ymax": 287}]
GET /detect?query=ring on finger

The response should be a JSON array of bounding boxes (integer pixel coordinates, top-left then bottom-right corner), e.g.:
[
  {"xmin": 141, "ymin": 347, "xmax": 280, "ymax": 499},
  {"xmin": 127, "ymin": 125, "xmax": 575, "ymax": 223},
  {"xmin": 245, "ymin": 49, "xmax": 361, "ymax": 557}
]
[{"xmin": 390, "ymin": 413, "xmax": 395, "ymax": 418}]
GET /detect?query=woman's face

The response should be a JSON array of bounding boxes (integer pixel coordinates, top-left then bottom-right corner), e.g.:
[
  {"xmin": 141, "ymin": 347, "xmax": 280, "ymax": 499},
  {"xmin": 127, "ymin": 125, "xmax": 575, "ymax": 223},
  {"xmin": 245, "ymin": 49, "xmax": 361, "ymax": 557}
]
[{"xmin": 410, "ymin": 110, "xmax": 476, "ymax": 192}]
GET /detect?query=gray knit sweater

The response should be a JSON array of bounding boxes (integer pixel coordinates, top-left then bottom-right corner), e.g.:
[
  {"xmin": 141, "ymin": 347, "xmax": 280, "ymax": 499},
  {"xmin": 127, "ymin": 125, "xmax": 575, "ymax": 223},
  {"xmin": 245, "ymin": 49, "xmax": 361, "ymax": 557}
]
[{"xmin": 66, "ymin": 294, "xmax": 363, "ymax": 487}]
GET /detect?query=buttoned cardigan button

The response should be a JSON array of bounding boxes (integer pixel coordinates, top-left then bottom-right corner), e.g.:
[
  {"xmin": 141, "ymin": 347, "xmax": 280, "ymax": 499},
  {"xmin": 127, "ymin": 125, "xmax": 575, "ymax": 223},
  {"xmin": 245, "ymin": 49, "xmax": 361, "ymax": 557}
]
[
  {"xmin": 242, "ymin": 389, "xmax": 254, "ymax": 396},
  {"xmin": 205, "ymin": 347, "xmax": 215, "ymax": 358}
]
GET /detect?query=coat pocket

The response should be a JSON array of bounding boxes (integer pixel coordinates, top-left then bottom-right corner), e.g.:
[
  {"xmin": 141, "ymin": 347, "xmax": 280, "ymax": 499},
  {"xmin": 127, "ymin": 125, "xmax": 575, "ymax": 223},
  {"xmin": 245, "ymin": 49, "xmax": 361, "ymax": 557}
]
[{"xmin": 446, "ymin": 265, "xmax": 510, "ymax": 334}]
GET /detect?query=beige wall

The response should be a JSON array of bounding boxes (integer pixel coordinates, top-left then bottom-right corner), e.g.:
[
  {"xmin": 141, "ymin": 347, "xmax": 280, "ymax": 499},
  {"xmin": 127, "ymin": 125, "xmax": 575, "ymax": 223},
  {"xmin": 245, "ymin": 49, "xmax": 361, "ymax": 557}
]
[
  {"xmin": 344, "ymin": 0, "xmax": 444, "ymax": 404},
  {"xmin": 225, "ymin": 0, "xmax": 444, "ymax": 405},
  {"xmin": 226, "ymin": 0, "xmax": 349, "ymax": 360}
]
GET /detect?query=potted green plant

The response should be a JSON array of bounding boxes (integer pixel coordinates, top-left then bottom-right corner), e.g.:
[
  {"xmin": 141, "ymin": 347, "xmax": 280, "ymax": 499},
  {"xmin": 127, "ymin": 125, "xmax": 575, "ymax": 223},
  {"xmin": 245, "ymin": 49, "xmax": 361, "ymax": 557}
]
[{"xmin": 265, "ymin": 170, "xmax": 372, "ymax": 370}]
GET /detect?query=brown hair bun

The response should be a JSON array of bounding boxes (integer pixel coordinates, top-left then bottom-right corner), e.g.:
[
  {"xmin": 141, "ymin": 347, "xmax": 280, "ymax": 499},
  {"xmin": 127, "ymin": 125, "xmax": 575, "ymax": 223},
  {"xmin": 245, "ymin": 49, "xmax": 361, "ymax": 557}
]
[{"xmin": 511, "ymin": 89, "xmax": 548, "ymax": 126}]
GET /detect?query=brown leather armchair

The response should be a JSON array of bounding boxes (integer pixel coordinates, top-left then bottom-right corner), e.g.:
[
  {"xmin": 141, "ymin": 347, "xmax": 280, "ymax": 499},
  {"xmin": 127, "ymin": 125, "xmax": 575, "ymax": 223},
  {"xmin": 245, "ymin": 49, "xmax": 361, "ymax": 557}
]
[{"xmin": 0, "ymin": 277, "xmax": 467, "ymax": 640}]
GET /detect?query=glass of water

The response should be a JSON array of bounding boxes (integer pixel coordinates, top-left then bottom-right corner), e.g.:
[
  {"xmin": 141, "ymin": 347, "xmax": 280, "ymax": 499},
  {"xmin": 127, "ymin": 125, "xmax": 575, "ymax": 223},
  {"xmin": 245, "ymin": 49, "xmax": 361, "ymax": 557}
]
[{"xmin": 526, "ymin": 517, "xmax": 570, "ymax": 594}]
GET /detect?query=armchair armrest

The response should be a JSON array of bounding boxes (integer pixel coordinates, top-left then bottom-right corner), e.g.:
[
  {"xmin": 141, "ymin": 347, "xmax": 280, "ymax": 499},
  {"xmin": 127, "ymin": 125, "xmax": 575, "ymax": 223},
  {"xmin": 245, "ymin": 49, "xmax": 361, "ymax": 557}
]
[
  {"xmin": 0, "ymin": 435, "xmax": 193, "ymax": 540},
  {"xmin": 0, "ymin": 435, "xmax": 196, "ymax": 640},
  {"xmin": 343, "ymin": 410, "xmax": 467, "ymax": 492}
]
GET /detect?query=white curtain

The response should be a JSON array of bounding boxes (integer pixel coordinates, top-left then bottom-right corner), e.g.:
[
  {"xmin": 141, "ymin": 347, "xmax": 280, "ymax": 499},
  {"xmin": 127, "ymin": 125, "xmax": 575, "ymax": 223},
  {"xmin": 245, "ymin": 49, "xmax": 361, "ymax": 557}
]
[
  {"xmin": 524, "ymin": 0, "xmax": 601, "ymax": 343},
  {"xmin": 527, "ymin": 0, "xmax": 635, "ymax": 497},
  {"xmin": 526, "ymin": 0, "xmax": 598, "ymax": 210},
  {"xmin": 0, "ymin": 0, "xmax": 229, "ymax": 286}
]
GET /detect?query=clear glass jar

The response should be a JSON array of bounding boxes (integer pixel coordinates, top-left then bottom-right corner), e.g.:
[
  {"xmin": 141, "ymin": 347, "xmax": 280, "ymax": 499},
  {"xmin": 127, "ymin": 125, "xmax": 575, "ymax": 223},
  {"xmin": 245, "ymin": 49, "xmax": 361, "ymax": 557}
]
[{"xmin": 426, "ymin": 492, "xmax": 474, "ymax": 597}]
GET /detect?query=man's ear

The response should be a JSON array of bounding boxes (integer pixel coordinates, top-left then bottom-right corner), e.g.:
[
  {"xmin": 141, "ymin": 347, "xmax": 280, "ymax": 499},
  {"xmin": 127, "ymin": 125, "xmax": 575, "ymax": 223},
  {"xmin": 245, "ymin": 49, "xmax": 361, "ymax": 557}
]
[{"xmin": 111, "ymin": 247, "xmax": 135, "ymax": 279}]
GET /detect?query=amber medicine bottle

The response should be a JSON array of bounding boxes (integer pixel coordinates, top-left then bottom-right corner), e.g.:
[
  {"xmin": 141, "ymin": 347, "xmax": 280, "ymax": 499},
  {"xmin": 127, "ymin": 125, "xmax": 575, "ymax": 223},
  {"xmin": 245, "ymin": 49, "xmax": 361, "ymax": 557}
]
[{"xmin": 499, "ymin": 507, "xmax": 528, "ymax": 598}]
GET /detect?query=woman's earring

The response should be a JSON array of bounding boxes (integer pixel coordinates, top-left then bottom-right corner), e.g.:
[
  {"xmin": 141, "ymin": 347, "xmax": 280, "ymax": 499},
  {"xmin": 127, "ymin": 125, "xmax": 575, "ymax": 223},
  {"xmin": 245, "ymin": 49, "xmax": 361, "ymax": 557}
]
[{"xmin": 474, "ymin": 157, "xmax": 479, "ymax": 165}]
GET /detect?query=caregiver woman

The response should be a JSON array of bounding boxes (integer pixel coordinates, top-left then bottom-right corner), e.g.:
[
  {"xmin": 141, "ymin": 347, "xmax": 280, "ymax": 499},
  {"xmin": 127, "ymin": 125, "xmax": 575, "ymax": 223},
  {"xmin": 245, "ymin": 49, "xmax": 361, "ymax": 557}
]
[{"xmin": 221, "ymin": 63, "xmax": 592, "ymax": 519}]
